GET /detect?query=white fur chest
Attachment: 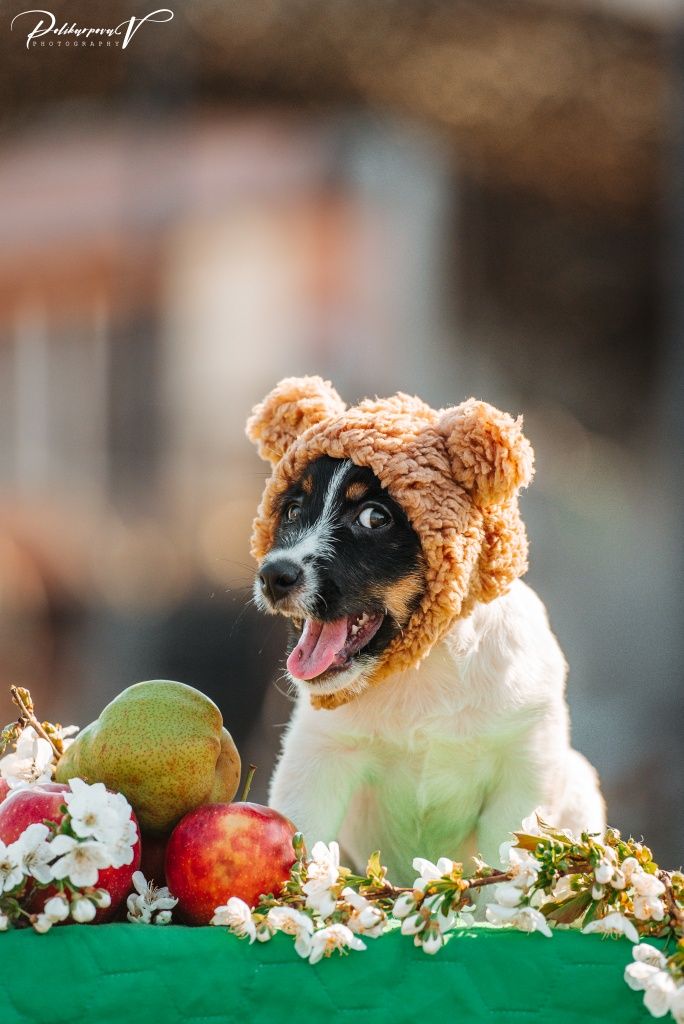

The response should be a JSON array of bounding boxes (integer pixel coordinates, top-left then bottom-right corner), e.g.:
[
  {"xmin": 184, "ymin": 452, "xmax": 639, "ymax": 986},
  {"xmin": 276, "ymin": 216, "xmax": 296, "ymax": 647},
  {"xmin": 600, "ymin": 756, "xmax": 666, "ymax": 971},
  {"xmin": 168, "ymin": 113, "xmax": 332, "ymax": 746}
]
[{"xmin": 270, "ymin": 582, "xmax": 570, "ymax": 882}]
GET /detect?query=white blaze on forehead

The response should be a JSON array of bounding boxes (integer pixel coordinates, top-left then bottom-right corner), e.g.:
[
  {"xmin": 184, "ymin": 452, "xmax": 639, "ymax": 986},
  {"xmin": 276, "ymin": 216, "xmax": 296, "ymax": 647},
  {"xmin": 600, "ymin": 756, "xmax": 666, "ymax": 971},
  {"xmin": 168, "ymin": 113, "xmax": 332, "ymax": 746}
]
[{"xmin": 270, "ymin": 459, "xmax": 352, "ymax": 565}]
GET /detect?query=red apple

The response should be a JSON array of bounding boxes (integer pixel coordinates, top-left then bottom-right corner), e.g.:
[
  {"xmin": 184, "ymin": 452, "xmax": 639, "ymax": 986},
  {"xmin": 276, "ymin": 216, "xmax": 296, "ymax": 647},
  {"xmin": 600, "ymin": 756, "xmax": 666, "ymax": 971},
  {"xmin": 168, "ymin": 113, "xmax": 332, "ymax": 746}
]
[
  {"xmin": 165, "ymin": 802, "xmax": 297, "ymax": 924},
  {"xmin": 0, "ymin": 782, "xmax": 141, "ymax": 922}
]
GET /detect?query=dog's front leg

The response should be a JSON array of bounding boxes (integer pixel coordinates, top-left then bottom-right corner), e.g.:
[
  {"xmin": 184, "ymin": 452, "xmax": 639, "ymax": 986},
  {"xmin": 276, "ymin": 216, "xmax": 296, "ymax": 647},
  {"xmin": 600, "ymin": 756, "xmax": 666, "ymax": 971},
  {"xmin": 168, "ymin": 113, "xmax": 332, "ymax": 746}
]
[
  {"xmin": 268, "ymin": 715, "xmax": 369, "ymax": 851},
  {"xmin": 475, "ymin": 763, "xmax": 548, "ymax": 868}
]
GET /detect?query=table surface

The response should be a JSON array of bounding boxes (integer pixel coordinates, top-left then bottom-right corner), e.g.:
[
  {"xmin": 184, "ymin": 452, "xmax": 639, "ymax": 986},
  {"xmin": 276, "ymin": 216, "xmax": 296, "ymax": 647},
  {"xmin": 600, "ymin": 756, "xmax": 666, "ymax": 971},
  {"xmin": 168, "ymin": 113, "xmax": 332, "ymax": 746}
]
[{"xmin": 0, "ymin": 922, "xmax": 657, "ymax": 1023}]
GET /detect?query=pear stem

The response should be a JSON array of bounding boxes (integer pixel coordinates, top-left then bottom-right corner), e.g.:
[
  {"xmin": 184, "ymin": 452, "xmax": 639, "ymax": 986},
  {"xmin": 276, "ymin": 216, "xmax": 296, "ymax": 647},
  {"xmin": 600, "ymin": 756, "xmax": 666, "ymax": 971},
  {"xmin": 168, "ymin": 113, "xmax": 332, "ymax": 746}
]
[
  {"xmin": 10, "ymin": 686, "xmax": 61, "ymax": 759},
  {"xmin": 241, "ymin": 764, "xmax": 257, "ymax": 803}
]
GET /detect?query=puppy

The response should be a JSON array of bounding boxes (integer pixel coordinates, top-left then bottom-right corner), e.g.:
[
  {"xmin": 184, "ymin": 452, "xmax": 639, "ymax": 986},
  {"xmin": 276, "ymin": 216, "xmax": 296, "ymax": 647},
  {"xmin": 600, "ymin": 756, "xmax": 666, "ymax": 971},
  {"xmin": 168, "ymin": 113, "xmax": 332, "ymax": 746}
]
[{"xmin": 248, "ymin": 380, "xmax": 605, "ymax": 883}]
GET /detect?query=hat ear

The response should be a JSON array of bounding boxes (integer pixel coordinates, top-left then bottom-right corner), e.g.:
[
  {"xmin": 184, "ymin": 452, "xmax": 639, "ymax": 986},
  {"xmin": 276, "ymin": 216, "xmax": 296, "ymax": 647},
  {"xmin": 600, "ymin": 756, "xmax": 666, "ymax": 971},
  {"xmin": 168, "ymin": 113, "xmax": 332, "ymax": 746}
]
[
  {"xmin": 439, "ymin": 399, "xmax": 534, "ymax": 506},
  {"xmin": 246, "ymin": 376, "xmax": 346, "ymax": 464}
]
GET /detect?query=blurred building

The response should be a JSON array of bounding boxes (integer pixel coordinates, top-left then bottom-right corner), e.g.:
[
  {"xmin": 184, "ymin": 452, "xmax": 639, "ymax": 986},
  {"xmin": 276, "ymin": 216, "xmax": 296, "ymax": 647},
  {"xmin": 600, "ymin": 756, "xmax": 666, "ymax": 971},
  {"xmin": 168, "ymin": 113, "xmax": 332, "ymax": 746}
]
[{"xmin": 0, "ymin": 0, "xmax": 681, "ymax": 860}]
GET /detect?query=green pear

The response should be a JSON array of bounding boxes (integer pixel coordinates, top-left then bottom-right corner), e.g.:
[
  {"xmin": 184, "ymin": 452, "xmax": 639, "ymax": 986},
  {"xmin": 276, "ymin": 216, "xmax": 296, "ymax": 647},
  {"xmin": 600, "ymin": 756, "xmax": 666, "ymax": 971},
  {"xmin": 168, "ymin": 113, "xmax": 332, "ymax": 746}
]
[{"xmin": 55, "ymin": 680, "xmax": 241, "ymax": 834}]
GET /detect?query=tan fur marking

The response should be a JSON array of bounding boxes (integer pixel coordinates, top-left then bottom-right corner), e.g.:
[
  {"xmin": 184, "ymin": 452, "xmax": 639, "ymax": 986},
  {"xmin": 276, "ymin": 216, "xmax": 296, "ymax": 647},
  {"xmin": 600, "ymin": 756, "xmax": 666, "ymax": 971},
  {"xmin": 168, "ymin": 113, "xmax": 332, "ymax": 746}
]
[
  {"xmin": 301, "ymin": 474, "xmax": 313, "ymax": 495},
  {"xmin": 376, "ymin": 572, "xmax": 425, "ymax": 626},
  {"xmin": 345, "ymin": 482, "xmax": 368, "ymax": 502}
]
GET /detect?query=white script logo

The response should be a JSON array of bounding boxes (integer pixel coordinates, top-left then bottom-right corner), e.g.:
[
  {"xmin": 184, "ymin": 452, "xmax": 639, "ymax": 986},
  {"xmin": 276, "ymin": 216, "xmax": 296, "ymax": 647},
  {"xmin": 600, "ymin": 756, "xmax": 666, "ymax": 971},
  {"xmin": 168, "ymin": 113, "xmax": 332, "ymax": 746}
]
[{"xmin": 11, "ymin": 8, "xmax": 174, "ymax": 49}]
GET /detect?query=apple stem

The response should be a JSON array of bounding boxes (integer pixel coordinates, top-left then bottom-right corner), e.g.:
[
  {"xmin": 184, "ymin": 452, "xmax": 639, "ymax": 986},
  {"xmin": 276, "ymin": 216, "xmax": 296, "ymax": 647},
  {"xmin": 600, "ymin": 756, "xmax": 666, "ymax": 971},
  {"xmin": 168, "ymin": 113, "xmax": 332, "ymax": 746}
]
[{"xmin": 241, "ymin": 764, "xmax": 257, "ymax": 802}]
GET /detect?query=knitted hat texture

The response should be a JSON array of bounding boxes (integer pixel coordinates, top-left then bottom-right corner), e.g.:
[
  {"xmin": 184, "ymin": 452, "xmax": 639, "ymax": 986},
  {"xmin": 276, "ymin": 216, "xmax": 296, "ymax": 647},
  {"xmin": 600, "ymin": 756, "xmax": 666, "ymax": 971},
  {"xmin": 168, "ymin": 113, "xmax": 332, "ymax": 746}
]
[{"xmin": 247, "ymin": 376, "xmax": 534, "ymax": 709}]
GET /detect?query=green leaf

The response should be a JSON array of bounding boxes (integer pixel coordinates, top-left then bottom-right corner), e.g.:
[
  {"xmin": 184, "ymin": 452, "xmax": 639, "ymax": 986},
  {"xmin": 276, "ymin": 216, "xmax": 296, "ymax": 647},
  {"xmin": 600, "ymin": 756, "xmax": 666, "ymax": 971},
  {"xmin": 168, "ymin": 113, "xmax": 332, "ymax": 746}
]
[
  {"xmin": 366, "ymin": 851, "xmax": 386, "ymax": 885},
  {"xmin": 543, "ymin": 891, "xmax": 592, "ymax": 924},
  {"xmin": 513, "ymin": 833, "xmax": 542, "ymax": 852}
]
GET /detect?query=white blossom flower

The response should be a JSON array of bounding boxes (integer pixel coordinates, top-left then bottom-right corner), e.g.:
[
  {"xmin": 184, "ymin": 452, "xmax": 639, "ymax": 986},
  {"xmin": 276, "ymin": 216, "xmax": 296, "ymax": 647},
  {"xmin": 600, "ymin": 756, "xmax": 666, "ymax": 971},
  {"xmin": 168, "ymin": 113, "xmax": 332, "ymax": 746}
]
[
  {"xmin": 308, "ymin": 923, "xmax": 366, "ymax": 965},
  {"xmin": 70, "ymin": 897, "xmax": 97, "ymax": 923},
  {"xmin": 633, "ymin": 944, "xmax": 668, "ymax": 970},
  {"xmin": 127, "ymin": 871, "xmax": 177, "ymax": 924},
  {"xmin": 552, "ymin": 875, "xmax": 577, "ymax": 900},
  {"xmin": 628, "ymin": 871, "xmax": 666, "ymax": 922},
  {"xmin": 643, "ymin": 972, "xmax": 677, "ymax": 1018},
  {"xmin": 0, "ymin": 727, "xmax": 53, "ymax": 787},
  {"xmin": 267, "ymin": 906, "xmax": 314, "ymax": 957},
  {"xmin": 412, "ymin": 856, "xmax": 455, "ymax": 890},
  {"xmin": 302, "ymin": 841, "xmax": 340, "ymax": 919},
  {"xmin": 393, "ymin": 892, "xmax": 417, "ymax": 919},
  {"xmin": 582, "ymin": 911, "xmax": 639, "ymax": 943},
  {"xmin": 633, "ymin": 896, "xmax": 665, "ymax": 922},
  {"xmin": 632, "ymin": 872, "xmax": 666, "ymax": 898},
  {"xmin": 0, "ymin": 913, "xmax": 9, "ymax": 931},
  {"xmin": 499, "ymin": 844, "xmax": 541, "ymax": 892},
  {"xmin": 342, "ymin": 887, "xmax": 386, "ymax": 938},
  {"xmin": 14, "ymin": 823, "xmax": 54, "ymax": 884},
  {"xmin": 624, "ymin": 960, "xmax": 662, "ymax": 992},
  {"xmin": 32, "ymin": 913, "xmax": 54, "ymax": 933},
  {"xmin": 493, "ymin": 882, "xmax": 524, "ymax": 908},
  {"xmin": 486, "ymin": 902, "xmax": 553, "ymax": 938},
  {"xmin": 0, "ymin": 839, "xmax": 24, "ymax": 892},
  {"xmin": 592, "ymin": 883, "xmax": 605, "ymax": 901},
  {"xmin": 621, "ymin": 858, "xmax": 641, "ymax": 884},
  {"xmin": 43, "ymin": 894, "xmax": 70, "ymax": 922},
  {"xmin": 65, "ymin": 778, "xmax": 126, "ymax": 843},
  {"xmin": 669, "ymin": 985, "xmax": 684, "ymax": 1024},
  {"xmin": 211, "ymin": 896, "xmax": 256, "ymax": 942},
  {"xmin": 106, "ymin": 818, "xmax": 138, "ymax": 870},
  {"xmin": 49, "ymin": 835, "xmax": 112, "ymax": 888}
]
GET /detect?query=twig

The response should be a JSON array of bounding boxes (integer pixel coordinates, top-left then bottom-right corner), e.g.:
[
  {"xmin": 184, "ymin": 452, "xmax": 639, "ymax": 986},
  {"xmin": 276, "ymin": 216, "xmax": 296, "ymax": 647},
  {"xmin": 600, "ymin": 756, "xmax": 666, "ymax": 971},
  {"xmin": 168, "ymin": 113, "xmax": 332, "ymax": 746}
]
[
  {"xmin": 10, "ymin": 686, "xmax": 61, "ymax": 759},
  {"xmin": 659, "ymin": 870, "xmax": 684, "ymax": 931}
]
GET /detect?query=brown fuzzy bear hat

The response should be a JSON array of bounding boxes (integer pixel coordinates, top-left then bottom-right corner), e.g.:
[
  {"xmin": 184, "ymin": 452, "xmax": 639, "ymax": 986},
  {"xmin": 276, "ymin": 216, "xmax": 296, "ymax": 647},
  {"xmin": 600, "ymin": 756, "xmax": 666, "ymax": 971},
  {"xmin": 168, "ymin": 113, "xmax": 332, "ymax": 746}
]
[{"xmin": 247, "ymin": 376, "xmax": 534, "ymax": 709}]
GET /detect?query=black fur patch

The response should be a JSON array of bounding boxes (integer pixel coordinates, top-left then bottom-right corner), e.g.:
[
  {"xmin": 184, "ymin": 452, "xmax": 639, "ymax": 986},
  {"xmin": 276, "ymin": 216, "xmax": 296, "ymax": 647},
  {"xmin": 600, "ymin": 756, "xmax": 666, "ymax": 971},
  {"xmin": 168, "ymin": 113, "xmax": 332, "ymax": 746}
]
[{"xmin": 273, "ymin": 456, "xmax": 425, "ymax": 666}]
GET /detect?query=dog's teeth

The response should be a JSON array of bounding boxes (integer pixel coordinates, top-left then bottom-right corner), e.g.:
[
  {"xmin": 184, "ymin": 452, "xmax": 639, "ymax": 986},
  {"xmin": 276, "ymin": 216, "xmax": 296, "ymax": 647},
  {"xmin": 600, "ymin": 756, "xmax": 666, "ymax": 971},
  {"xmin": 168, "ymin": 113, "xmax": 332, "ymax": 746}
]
[{"xmin": 350, "ymin": 624, "xmax": 359, "ymax": 635}]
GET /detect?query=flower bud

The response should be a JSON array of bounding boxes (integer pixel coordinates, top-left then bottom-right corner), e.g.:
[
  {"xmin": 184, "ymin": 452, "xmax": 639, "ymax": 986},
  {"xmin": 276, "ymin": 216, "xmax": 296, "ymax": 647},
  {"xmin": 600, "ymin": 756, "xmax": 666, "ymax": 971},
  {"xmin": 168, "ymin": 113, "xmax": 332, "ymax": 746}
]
[
  {"xmin": 32, "ymin": 913, "xmax": 53, "ymax": 933},
  {"xmin": 0, "ymin": 914, "xmax": 10, "ymax": 932},
  {"xmin": 592, "ymin": 884, "xmax": 604, "ymax": 901},
  {"xmin": 594, "ymin": 862, "xmax": 613, "ymax": 885},
  {"xmin": 155, "ymin": 910, "xmax": 172, "ymax": 925},
  {"xmin": 71, "ymin": 897, "xmax": 97, "ymax": 923},
  {"xmin": 92, "ymin": 889, "xmax": 112, "ymax": 909},
  {"xmin": 256, "ymin": 922, "xmax": 274, "ymax": 942},
  {"xmin": 421, "ymin": 927, "xmax": 444, "ymax": 955},
  {"xmin": 401, "ymin": 912, "xmax": 426, "ymax": 936},
  {"xmin": 43, "ymin": 895, "xmax": 70, "ymax": 922},
  {"xmin": 392, "ymin": 893, "xmax": 416, "ymax": 919}
]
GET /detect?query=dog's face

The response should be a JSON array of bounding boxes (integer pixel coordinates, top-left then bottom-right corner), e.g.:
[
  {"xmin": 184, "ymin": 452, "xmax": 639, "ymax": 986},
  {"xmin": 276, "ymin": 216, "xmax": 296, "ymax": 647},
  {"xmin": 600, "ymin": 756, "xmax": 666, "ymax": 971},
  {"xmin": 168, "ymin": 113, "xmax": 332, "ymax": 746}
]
[{"xmin": 254, "ymin": 456, "xmax": 426, "ymax": 699}]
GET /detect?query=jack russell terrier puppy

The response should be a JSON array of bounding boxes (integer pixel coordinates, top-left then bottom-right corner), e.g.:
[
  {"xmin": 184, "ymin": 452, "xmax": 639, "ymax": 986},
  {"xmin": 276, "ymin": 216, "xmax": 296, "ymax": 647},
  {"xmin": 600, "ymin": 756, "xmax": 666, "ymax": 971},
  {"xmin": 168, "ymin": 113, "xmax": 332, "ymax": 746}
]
[{"xmin": 247, "ymin": 377, "xmax": 605, "ymax": 883}]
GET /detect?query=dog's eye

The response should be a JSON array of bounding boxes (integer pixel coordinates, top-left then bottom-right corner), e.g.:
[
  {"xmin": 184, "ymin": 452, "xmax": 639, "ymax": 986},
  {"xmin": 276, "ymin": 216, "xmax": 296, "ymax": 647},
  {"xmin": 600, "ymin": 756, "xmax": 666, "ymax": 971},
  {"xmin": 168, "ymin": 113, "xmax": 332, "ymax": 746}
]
[
  {"xmin": 357, "ymin": 505, "xmax": 391, "ymax": 530},
  {"xmin": 284, "ymin": 502, "xmax": 302, "ymax": 523}
]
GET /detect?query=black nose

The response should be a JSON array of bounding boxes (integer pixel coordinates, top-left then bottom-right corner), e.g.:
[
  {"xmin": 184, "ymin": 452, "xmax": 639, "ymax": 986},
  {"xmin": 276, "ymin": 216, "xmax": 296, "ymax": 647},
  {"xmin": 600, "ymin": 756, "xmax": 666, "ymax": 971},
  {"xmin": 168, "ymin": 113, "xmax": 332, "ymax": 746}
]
[{"xmin": 259, "ymin": 559, "xmax": 303, "ymax": 604}]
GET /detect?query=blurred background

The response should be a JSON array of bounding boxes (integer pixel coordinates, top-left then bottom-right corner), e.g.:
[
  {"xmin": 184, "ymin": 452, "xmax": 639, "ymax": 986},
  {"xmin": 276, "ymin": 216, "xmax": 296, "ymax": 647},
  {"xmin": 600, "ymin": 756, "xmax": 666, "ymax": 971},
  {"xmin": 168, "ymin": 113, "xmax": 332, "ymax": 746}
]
[{"xmin": 0, "ymin": 0, "xmax": 682, "ymax": 862}]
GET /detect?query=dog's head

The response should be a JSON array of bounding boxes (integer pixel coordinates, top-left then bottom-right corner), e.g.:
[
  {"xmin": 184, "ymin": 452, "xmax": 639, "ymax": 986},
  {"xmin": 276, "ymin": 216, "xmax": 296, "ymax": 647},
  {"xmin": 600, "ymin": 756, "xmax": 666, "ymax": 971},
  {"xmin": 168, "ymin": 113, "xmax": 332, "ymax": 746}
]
[
  {"xmin": 247, "ymin": 376, "xmax": 534, "ymax": 708},
  {"xmin": 253, "ymin": 454, "xmax": 426, "ymax": 699}
]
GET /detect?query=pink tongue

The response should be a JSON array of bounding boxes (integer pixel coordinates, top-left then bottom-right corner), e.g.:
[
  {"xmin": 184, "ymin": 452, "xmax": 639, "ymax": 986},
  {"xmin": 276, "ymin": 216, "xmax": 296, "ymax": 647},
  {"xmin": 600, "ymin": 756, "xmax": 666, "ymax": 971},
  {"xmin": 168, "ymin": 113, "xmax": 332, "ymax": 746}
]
[{"xmin": 287, "ymin": 618, "xmax": 349, "ymax": 680}]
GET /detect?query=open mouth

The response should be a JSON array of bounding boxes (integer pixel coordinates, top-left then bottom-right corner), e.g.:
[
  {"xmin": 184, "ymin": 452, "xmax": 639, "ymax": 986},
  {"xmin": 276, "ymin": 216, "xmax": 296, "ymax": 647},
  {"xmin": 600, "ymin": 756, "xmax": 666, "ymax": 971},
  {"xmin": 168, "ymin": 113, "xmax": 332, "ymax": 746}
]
[{"xmin": 287, "ymin": 612, "xmax": 384, "ymax": 681}]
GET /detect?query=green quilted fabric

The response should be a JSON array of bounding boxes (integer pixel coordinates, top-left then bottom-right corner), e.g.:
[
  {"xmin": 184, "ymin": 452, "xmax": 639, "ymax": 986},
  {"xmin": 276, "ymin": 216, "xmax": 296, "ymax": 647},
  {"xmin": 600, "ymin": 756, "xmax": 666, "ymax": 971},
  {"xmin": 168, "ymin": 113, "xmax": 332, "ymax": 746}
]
[{"xmin": 0, "ymin": 923, "xmax": 655, "ymax": 1023}]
